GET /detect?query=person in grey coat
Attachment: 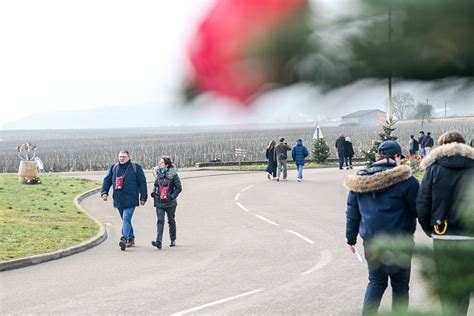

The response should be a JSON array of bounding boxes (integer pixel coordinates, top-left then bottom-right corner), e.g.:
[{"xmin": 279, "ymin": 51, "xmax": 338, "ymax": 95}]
[{"xmin": 275, "ymin": 137, "xmax": 291, "ymax": 181}]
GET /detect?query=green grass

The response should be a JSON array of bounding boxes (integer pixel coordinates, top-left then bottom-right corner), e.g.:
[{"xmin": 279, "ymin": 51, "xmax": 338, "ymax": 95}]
[
  {"xmin": 209, "ymin": 161, "xmax": 366, "ymax": 171},
  {"xmin": 0, "ymin": 175, "xmax": 100, "ymax": 261}
]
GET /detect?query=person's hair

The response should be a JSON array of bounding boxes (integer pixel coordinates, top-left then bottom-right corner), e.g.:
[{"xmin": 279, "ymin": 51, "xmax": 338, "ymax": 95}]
[
  {"xmin": 410, "ymin": 135, "xmax": 414, "ymax": 138},
  {"xmin": 427, "ymin": 132, "xmax": 431, "ymax": 136},
  {"xmin": 279, "ymin": 137, "xmax": 285, "ymax": 142},
  {"xmin": 161, "ymin": 156, "xmax": 173, "ymax": 167},
  {"xmin": 419, "ymin": 131, "xmax": 424, "ymax": 134},
  {"xmin": 268, "ymin": 140, "xmax": 276, "ymax": 149},
  {"xmin": 437, "ymin": 131, "xmax": 466, "ymax": 145},
  {"xmin": 345, "ymin": 137, "xmax": 351, "ymax": 142},
  {"xmin": 119, "ymin": 151, "xmax": 130, "ymax": 157}
]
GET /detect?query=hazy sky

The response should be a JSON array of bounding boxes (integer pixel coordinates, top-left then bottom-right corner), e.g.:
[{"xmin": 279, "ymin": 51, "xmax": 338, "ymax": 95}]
[
  {"xmin": 1, "ymin": 1, "xmax": 471, "ymax": 130},
  {"xmin": 0, "ymin": 0, "xmax": 214, "ymax": 128}
]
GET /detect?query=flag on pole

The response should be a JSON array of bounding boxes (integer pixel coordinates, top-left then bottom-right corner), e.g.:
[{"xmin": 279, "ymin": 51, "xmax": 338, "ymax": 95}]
[{"xmin": 313, "ymin": 124, "xmax": 323, "ymax": 139}]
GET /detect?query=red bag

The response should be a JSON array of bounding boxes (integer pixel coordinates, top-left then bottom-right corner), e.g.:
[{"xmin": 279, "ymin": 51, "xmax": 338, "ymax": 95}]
[
  {"xmin": 115, "ymin": 176, "xmax": 124, "ymax": 190},
  {"xmin": 160, "ymin": 185, "xmax": 170, "ymax": 200}
]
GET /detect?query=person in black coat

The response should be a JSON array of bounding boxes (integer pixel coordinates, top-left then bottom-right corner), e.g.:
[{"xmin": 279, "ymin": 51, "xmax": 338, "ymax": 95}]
[
  {"xmin": 345, "ymin": 141, "xmax": 419, "ymax": 315},
  {"xmin": 101, "ymin": 151, "xmax": 147, "ymax": 250},
  {"xmin": 265, "ymin": 140, "xmax": 277, "ymax": 179},
  {"xmin": 422, "ymin": 132, "xmax": 434, "ymax": 156},
  {"xmin": 417, "ymin": 131, "xmax": 474, "ymax": 315},
  {"xmin": 151, "ymin": 156, "xmax": 182, "ymax": 249},
  {"xmin": 343, "ymin": 136, "xmax": 355, "ymax": 169},
  {"xmin": 335, "ymin": 134, "xmax": 346, "ymax": 170},
  {"xmin": 418, "ymin": 131, "xmax": 426, "ymax": 156}
]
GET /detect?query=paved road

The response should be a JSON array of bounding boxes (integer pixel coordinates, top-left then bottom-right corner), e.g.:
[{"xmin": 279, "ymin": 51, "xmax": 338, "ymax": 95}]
[{"xmin": 0, "ymin": 168, "xmax": 455, "ymax": 315}]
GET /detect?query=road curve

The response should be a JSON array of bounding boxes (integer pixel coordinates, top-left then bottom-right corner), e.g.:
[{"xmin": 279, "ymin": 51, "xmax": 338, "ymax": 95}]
[{"xmin": 1, "ymin": 168, "xmax": 438, "ymax": 315}]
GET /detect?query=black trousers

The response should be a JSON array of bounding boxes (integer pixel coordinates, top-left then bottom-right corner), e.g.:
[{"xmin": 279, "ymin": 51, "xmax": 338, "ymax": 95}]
[{"xmin": 155, "ymin": 206, "xmax": 176, "ymax": 243}]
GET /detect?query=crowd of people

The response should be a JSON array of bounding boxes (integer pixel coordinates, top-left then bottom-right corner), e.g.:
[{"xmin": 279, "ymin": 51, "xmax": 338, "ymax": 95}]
[{"xmin": 99, "ymin": 130, "xmax": 473, "ymax": 315}]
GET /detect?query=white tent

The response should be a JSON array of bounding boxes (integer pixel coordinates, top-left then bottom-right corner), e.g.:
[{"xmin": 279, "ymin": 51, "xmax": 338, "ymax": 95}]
[{"xmin": 312, "ymin": 124, "xmax": 324, "ymax": 139}]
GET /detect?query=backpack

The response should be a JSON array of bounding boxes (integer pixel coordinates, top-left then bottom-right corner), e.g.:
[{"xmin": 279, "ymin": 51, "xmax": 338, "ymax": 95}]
[{"xmin": 112, "ymin": 161, "xmax": 137, "ymax": 175}]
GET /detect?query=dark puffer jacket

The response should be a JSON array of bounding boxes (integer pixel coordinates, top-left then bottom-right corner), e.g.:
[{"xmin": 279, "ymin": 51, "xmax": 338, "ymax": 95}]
[
  {"xmin": 344, "ymin": 161, "xmax": 419, "ymax": 245},
  {"xmin": 152, "ymin": 165, "xmax": 182, "ymax": 208},
  {"xmin": 291, "ymin": 141, "xmax": 309, "ymax": 165},
  {"xmin": 343, "ymin": 141, "xmax": 354, "ymax": 158},
  {"xmin": 417, "ymin": 142, "xmax": 474, "ymax": 237},
  {"xmin": 101, "ymin": 161, "xmax": 147, "ymax": 209}
]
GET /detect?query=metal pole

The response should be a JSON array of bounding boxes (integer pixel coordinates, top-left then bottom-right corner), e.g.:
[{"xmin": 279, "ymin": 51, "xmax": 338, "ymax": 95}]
[
  {"xmin": 445, "ymin": 101, "xmax": 447, "ymax": 118},
  {"xmin": 387, "ymin": 7, "xmax": 392, "ymax": 121}
]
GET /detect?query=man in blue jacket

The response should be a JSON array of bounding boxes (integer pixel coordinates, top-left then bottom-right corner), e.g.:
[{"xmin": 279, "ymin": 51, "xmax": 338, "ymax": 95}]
[
  {"xmin": 101, "ymin": 151, "xmax": 148, "ymax": 251},
  {"xmin": 291, "ymin": 139, "xmax": 309, "ymax": 182},
  {"xmin": 344, "ymin": 141, "xmax": 419, "ymax": 315}
]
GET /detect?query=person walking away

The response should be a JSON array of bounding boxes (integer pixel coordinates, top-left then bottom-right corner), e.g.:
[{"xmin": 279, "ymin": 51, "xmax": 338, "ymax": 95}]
[
  {"xmin": 409, "ymin": 135, "xmax": 419, "ymax": 157},
  {"xmin": 275, "ymin": 137, "xmax": 291, "ymax": 181},
  {"xmin": 151, "ymin": 156, "xmax": 182, "ymax": 249},
  {"xmin": 344, "ymin": 137, "xmax": 355, "ymax": 169},
  {"xmin": 101, "ymin": 151, "xmax": 147, "ymax": 251},
  {"xmin": 344, "ymin": 141, "xmax": 419, "ymax": 315},
  {"xmin": 265, "ymin": 140, "xmax": 277, "ymax": 179},
  {"xmin": 291, "ymin": 139, "xmax": 309, "ymax": 182},
  {"xmin": 422, "ymin": 132, "xmax": 434, "ymax": 156},
  {"xmin": 418, "ymin": 131, "xmax": 426, "ymax": 157},
  {"xmin": 336, "ymin": 134, "xmax": 346, "ymax": 170},
  {"xmin": 417, "ymin": 131, "xmax": 474, "ymax": 315}
]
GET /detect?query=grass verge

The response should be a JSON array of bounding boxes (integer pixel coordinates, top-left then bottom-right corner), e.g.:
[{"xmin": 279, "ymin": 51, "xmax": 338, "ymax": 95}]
[{"xmin": 0, "ymin": 175, "xmax": 100, "ymax": 262}]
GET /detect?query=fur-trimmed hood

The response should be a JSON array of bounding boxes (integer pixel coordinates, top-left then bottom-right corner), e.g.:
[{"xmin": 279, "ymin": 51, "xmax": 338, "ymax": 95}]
[
  {"xmin": 421, "ymin": 142, "xmax": 474, "ymax": 170},
  {"xmin": 344, "ymin": 163, "xmax": 412, "ymax": 193},
  {"xmin": 153, "ymin": 165, "xmax": 177, "ymax": 179}
]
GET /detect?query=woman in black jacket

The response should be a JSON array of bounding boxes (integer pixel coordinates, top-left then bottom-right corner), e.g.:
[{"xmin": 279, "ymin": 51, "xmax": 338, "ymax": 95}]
[
  {"xmin": 417, "ymin": 131, "xmax": 474, "ymax": 315},
  {"xmin": 151, "ymin": 156, "xmax": 182, "ymax": 249},
  {"xmin": 265, "ymin": 140, "xmax": 277, "ymax": 179},
  {"xmin": 343, "ymin": 137, "xmax": 355, "ymax": 169}
]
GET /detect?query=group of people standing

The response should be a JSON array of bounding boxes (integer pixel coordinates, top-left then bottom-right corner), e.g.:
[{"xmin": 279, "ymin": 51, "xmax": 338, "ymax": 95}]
[
  {"xmin": 101, "ymin": 151, "xmax": 182, "ymax": 251},
  {"xmin": 345, "ymin": 131, "xmax": 474, "ymax": 315},
  {"xmin": 336, "ymin": 134, "xmax": 355, "ymax": 170},
  {"xmin": 409, "ymin": 130, "xmax": 434, "ymax": 157},
  {"xmin": 266, "ymin": 137, "xmax": 309, "ymax": 182}
]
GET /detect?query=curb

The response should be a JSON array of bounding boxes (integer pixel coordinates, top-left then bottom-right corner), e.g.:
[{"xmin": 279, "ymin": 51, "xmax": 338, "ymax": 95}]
[{"xmin": 0, "ymin": 187, "xmax": 107, "ymax": 272}]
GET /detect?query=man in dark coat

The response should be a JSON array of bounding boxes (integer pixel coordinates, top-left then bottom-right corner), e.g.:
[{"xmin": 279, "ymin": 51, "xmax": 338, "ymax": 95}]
[
  {"xmin": 151, "ymin": 156, "xmax": 182, "ymax": 249},
  {"xmin": 422, "ymin": 132, "xmax": 434, "ymax": 156},
  {"xmin": 101, "ymin": 151, "xmax": 147, "ymax": 251},
  {"xmin": 335, "ymin": 134, "xmax": 346, "ymax": 169},
  {"xmin": 291, "ymin": 139, "xmax": 309, "ymax": 181},
  {"xmin": 345, "ymin": 141, "xmax": 419, "ymax": 315},
  {"xmin": 418, "ymin": 131, "xmax": 426, "ymax": 157},
  {"xmin": 275, "ymin": 137, "xmax": 291, "ymax": 181},
  {"xmin": 417, "ymin": 131, "xmax": 474, "ymax": 315}
]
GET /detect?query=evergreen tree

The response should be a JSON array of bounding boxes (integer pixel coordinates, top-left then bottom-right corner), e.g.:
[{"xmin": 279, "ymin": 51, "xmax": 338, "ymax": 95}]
[
  {"xmin": 363, "ymin": 118, "xmax": 398, "ymax": 163},
  {"xmin": 312, "ymin": 138, "xmax": 330, "ymax": 163}
]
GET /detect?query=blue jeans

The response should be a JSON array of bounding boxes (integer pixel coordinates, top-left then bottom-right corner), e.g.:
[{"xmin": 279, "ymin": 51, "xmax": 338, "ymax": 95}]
[
  {"xmin": 363, "ymin": 245, "xmax": 412, "ymax": 315},
  {"xmin": 155, "ymin": 206, "xmax": 176, "ymax": 243},
  {"xmin": 296, "ymin": 164, "xmax": 304, "ymax": 179},
  {"xmin": 118, "ymin": 207, "xmax": 135, "ymax": 241}
]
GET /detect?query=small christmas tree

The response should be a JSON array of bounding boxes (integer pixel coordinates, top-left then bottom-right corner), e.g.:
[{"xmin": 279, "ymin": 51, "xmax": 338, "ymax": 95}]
[
  {"xmin": 363, "ymin": 118, "xmax": 398, "ymax": 163},
  {"xmin": 313, "ymin": 138, "xmax": 330, "ymax": 163}
]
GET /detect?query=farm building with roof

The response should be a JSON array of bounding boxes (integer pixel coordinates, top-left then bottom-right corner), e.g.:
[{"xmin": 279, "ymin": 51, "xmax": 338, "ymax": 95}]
[{"xmin": 341, "ymin": 109, "xmax": 386, "ymax": 126}]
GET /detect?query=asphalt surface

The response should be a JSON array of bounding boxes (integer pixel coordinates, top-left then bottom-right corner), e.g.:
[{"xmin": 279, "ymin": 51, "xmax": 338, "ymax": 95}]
[{"xmin": 0, "ymin": 168, "xmax": 466, "ymax": 315}]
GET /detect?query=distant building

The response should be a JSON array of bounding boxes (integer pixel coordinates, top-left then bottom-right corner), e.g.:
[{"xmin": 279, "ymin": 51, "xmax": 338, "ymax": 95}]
[{"xmin": 341, "ymin": 109, "xmax": 386, "ymax": 126}]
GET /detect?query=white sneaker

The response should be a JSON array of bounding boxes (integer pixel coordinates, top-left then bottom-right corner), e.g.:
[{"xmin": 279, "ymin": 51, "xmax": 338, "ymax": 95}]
[
  {"xmin": 297, "ymin": 178, "xmax": 301, "ymax": 182},
  {"xmin": 267, "ymin": 173, "xmax": 271, "ymax": 180}
]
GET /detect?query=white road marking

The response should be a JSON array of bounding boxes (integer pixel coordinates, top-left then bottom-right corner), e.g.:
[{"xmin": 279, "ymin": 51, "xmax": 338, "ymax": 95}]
[
  {"xmin": 234, "ymin": 192, "xmax": 240, "ymax": 201},
  {"xmin": 301, "ymin": 250, "xmax": 332, "ymax": 275},
  {"xmin": 255, "ymin": 214, "xmax": 280, "ymax": 227},
  {"xmin": 236, "ymin": 202, "xmax": 250, "ymax": 212},
  {"xmin": 171, "ymin": 288, "xmax": 264, "ymax": 316},
  {"xmin": 285, "ymin": 230, "xmax": 315, "ymax": 245},
  {"xmin": 241, "ymin": 184, "xmax": 254, "ymax": 192}
]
